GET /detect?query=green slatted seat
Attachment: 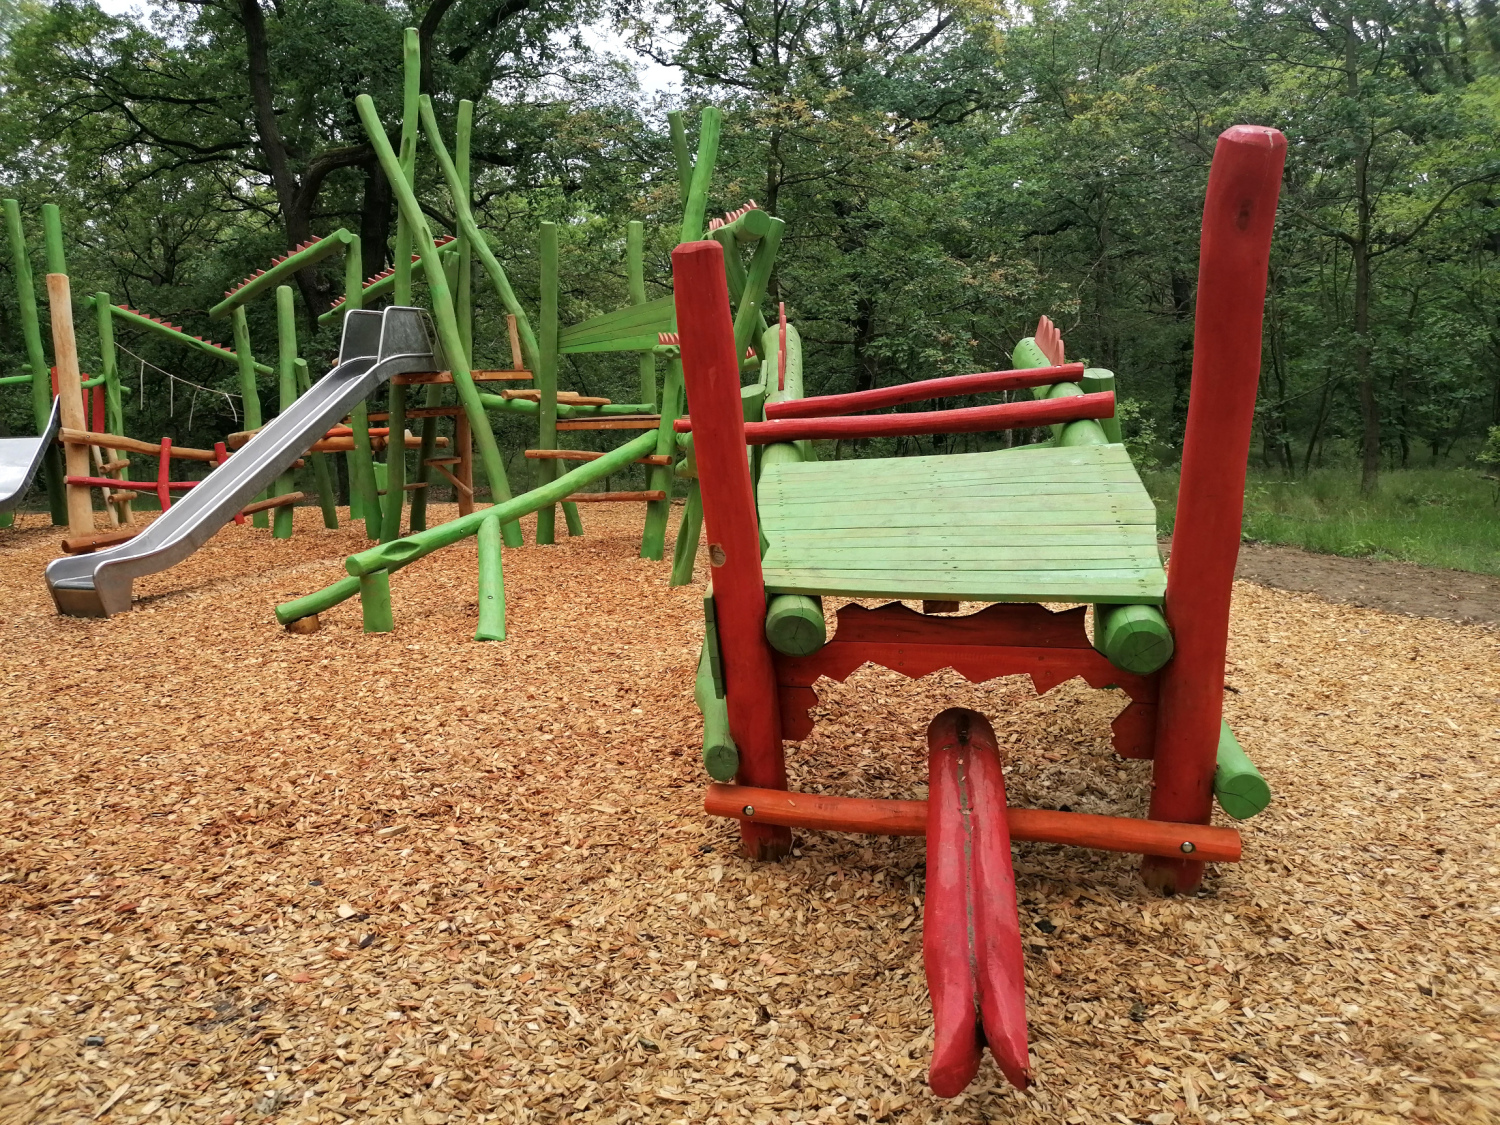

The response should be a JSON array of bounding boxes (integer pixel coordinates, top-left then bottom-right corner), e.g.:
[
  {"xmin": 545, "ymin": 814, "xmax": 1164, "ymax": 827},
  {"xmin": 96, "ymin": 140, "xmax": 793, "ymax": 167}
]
[{"xmin": 757, "ymin": 443, "xmax": 1166, "ymax": 605}]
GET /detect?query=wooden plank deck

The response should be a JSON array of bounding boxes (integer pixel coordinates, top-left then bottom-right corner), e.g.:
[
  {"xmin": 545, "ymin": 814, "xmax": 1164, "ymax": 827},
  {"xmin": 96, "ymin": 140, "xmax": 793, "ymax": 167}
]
[{"xmin": 757, "ymin": 444, "xmax": 1167, "ymax": 605}]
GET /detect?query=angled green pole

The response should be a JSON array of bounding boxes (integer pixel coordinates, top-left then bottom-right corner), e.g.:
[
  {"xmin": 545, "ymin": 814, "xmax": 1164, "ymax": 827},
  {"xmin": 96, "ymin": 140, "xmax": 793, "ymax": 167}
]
[
  {"xmin": 474, "ymin": 511, "xmax": 506, "ymax": 641},
  {"xmin": 667, "ymin": 111, "xmax": 693, "ymax": 201},
  {"xmin": 231, "ymin": 305, "xmax": 270, "ymax": 527},
  {"xmin": 627, "ymin": 221, "xmax": 656, "ymax": 409},
  {"xmin": 5, "ymin": 199, "xmax": 65, "ymax": 523},
  {"xmin": 357, "ymin": 91, "xmax": 522, "ymax": 547},
  {"xmin": 417, "ymin": 96, "xmax": 541, "ymax": 374},
  {"xmin": 94, "ymin": 293, "xmax": 122, "ymax": 438},
  {"xmin": 272, "ymin": 285, "xmax": 299, "ymax": 538},
  {"xmin": 343, "ymin": 233, "xmax": 382, "ymax": 537},
  {"xmin": 381, "ymin": 26, "xmax": 422, "ymax": 545},
  {"xmin": 679, "ymin": 108, "xmax": 722, "ymax": 244}
]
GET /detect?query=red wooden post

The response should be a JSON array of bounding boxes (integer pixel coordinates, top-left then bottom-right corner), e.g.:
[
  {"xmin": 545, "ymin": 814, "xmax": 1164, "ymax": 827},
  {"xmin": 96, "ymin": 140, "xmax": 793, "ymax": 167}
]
[
  {"xmin": 157, "ymin": 437, "xmax": 172, "ymax": 511},
  {"xmin": 1145, "ymin": 125, "xmax": 1286, "ymax": 894},
  {"xmin": 672, "ymin": 239, "xmax": 791, "ymax": 861},
  {"xmin": 90, "ymin": 383, "xmax": 105, "ymax": 433},
  {"xmin": 216, "ymin": 441, "xmax": 245, "ymax": 525}
]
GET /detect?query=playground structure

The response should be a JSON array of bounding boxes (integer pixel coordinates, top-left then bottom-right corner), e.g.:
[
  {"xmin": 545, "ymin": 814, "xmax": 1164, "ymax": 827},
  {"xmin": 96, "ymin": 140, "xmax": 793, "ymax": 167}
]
[
  {"xmin": 0, "ymin": 21, "xmax": 1288, "ymax": 1100},
  {"xmin": 673, "ymin": 124, "xmax": 1284, "ymax": 1094}
]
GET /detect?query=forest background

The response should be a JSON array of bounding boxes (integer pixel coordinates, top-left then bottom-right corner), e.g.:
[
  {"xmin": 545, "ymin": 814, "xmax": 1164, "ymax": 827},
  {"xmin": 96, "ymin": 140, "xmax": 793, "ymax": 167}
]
[{"xmin": 0, "ymin": 0, "xmax": 1497, "ymax": 568}]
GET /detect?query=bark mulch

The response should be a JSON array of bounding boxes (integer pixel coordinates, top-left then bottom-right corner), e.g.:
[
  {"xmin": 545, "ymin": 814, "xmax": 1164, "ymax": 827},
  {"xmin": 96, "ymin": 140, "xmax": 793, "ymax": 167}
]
[{"xmin": 0, "ymin": 504, "xmax": 1495, "ymax": 1124}]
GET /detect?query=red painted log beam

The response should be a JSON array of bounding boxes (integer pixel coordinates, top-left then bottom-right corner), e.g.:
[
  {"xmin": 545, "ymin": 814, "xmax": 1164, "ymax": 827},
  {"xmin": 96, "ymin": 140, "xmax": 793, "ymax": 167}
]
[
  {"xmin": 765, "ymin": 363, "xmax": 1085, "ymax": 420},
  {"xmin": 924, "ymin": 709, "xmax": 1030, "ymax": 1095},
  {"xmin": 675, "ymin": 392, "xmax": 1114, "ymax": 443},
  {"xmin": 704, "ymin": 784, "xmax": 1241, "ymax": 863}
]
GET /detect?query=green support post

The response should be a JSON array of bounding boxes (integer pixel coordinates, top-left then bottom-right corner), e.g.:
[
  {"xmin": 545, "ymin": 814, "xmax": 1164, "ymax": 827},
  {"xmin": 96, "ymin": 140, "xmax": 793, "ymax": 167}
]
[
  {"xmin": 272, "ymin": 285, "xmax": 299, "ymax": 538},
  {"xmin": 5, "ymin": 199, "xmax": 65, "ymax": 523},
  {"xmin": 343, "ymin": 234, "xmax": 382, "ymax": 538},
  {"xmin": 668, "ymin": 470, "xmax": 703, "ymax": 587},
  {"xmin": 94, "ymin": 293, "xmax": 123, "ymax": 439},
  {"xmin": 535, "ymin": 222, "xmax": 562, "ymax": 545},
  {"xmin": 356, "ymin": 92, "xmax": 522, "ymax": 546},
  {"xmin": 668, "ymin": 111, "xmax": 693, "ymax": 200},
  {"xmin": 678, "ymin": 109, "xmax": 722, "ymax": 243},
  {"xmin": 627, "ymin": 221, "xmax": 656, "ymax": 410},
  {"xmin": 696, "ymin": 636, "xmax": 738, "ymax": 781},
  {"xmin": 732, "ymin": 218, "xmax": 784, "ymax": 364},
  {"xmin": 294, "ymin": 356, "xmax": 339, "ymax": 529},
  {"xmin": 360, "ymin": 569, "xmax": 395, "ymax": 633},
  {"xmin": 231, "ymin": 306, "xmax": 270, "ymax": 527},
  {"xmin": 475, "ymin": 511, "xmax": 506, "ymax": 641}
]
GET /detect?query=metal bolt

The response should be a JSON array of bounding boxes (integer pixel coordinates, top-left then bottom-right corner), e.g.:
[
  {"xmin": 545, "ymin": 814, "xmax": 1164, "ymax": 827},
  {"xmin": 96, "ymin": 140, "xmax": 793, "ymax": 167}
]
[
  {"xmin": 742, "ymin": 805, "xmax": 755, "ymax": 817},
  {"xmin": 1180, "ymin": 841, "xmax": 1196, "ymax": 854}
]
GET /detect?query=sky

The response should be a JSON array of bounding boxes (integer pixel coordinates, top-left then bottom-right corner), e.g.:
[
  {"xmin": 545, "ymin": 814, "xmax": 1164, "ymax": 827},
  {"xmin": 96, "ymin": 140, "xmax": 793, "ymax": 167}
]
[{"xmin": 91, "ymin": 0, "xmax": 682, "ymax": 97}]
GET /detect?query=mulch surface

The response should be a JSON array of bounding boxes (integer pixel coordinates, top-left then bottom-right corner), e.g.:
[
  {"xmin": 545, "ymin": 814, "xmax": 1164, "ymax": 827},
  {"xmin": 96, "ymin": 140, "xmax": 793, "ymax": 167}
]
[{"xmin": 0, "ymin": 505, "xmax": 1496, "ymax": 1124}]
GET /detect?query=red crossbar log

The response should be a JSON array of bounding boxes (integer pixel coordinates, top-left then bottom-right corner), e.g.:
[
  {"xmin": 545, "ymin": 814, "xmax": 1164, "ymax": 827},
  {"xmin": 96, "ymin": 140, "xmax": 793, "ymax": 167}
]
[
  {"xmin": 925, "ymin": 709, "xmax": 1030, "ymax": 1095},
  {"xmin": 676, "ymin": 391, "xmax": 1114, "ymax": 443},
  {"xmin": 765, "ymin": 362, "xmax": 1085, "ymax": 420}
]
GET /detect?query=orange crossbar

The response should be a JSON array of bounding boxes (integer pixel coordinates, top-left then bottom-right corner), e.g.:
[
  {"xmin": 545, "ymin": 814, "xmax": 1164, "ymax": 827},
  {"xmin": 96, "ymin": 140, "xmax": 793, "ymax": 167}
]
[{"xmin": 704, "ymin": 784, "xmax": 1241, "ymax": 863}]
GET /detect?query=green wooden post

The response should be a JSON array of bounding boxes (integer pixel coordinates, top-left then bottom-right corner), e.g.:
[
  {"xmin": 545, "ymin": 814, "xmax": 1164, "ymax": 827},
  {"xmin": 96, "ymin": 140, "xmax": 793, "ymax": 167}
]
[
  {"xmin": 231, "ymin": 305, "xmax": 270, "ymax": 527},
  {"xmin": 535, "ymin": 222, "xmax": 561, "ymax": 545},
  {"xmin": 474, "ymin": 511, "xmax": 506, "ymax": 641},
  {"xmin": 732, "ymin": 218, "xmax": 784, "ymax": 363},
  {"xmin": 696, "ymin": 636, "xmax": 738, "ymax": 781},
  {"xmin": 627, "ymin": 221, "xmax": 656, "ymax": 410},
  {"xmin": 343, "ymin": 234, "xmax": 382, "ymax": 538},
  {"xmin": 94, "ymin": 294, "xmax": 123, "ymax": 438},
  {"xmin": 456, "ymin": 100, "xmax": 476, "ymax": 363},
  {"xmin": 356, "ymin": 93, "xmax": 521, "ymax": 547},
  {"xmin": 678, "ymin": 108, "xmax": 722, "ymax": 244},
  {"xmin": 294, "ymin": 356, "xmax": 340, "ymax": 529},
  {"xmin": 643, "ymin": 356, "xmax": 685, "ymax": 562},
  {"xmin": 406, "ymin": 248, "xmax": 450, "ymax": 533},
  {"xmin": 272, "ymin": 285, "xmax": 299, "ymax": 538},
  {"xmin": 667, "ymin": 111, "xmax": 693, "ymax": 200},
  {"xmin": 360, "ymin": 569, "xmax": 394, "ymax": 633},
  {"xmin": 5, "ymin": 199, "xmax": 65, "ymax": 523},
  {"xmin": 668, "ymin": 473, "xmax": 703, "ymax": 587}
]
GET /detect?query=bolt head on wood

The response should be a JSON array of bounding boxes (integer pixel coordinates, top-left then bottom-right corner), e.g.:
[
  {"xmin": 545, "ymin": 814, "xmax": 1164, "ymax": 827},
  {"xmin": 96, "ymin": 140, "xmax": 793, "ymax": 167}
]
[
  {"xmin": 742, "ymin": 805, "xmax": 755, "ymax": 817},
  {"xmin": 285, "ymin": 614, "xmax": 321, "ymax": 634}
]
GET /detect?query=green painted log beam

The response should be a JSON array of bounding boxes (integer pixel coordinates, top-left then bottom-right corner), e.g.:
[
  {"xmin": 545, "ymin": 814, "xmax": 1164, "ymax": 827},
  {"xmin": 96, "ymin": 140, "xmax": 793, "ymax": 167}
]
[
  {"xmin": 765, "ymin": 594, "xmax": 825, "ymax": 655},
  {"xmin": 716, "ymin": 207, "xmax": 774, "ymax": 244},
  {"xmin": 696, "ymin": 639, "xmax": 738, "ymax": 781},
  {"xmin": 4, "ymin": 199, "xmax": 66, "ymax": 523},
  {"xmin": 474, "ymin": 511, "xmax": 506, "ymax": 641},
  {"xmin": 1094, "ymin": 603, "xmax": 1174, "ymax": 674},
  {"xmin": 109, "ymin": 303, "xmax": 274, "ymax": 376},
  {"xmin": 316, "ymin": 244, "xmax": 458, "ymax": 327},
  {"xmin": 210, "ymin": 229, "xmax": 356, "ymax": 318},
  {"xmin": 732, "ymin": 219, "xmax": 784, "ymax": 365},
  {"xmin": 1013, "ymin": 336, "xmax": 1110, "ymax": 447},
  {"xmin": 272, "ymin": 285, "xmax": 300, "ymax": 538},
  {"xmin": 678, "ymin": 109, "xmax": 723, "ymax": 244},
  {"xmin": 1215, "ymin": 722, "xmax": 1271, "ymax": 820}
]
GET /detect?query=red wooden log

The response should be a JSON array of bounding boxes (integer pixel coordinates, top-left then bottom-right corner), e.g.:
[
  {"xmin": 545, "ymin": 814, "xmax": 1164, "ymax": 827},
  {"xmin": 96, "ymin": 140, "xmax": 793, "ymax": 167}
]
[
  {"xmin": 1145, "ymin": 126, "xmax": 1286, "ymax": 894},
  {"xmin": 90, "ymin": 383, "xmax": 105, "ymax": 433},
  {"xmin": 673, "ymin": 239, "xmax": 791, "ymax": 861},
  {"xmin": 925, "ymin": 709, "xmax": 1029, "ymax": 1095},
  {"xmin": 704, "ymin": 784, "xmax": 1241, "ymax": 862},
  {"xmin": 157, "ymin": 437, "xmax": 172, "ymax": 510},
  {"xmin": 765, "ymin": 362, "xmax": 1085, "ymax": 420},
  {"xmin": 675, "ymin": 392, "xmax": 1114, "ymax": 443}
]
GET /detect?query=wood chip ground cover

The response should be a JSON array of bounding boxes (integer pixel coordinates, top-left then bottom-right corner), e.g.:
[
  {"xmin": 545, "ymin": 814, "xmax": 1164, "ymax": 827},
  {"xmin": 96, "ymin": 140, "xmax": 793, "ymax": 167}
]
[{"xmin": 0, "ymin": 505, "xmax": 1495, "ymax": 1124}]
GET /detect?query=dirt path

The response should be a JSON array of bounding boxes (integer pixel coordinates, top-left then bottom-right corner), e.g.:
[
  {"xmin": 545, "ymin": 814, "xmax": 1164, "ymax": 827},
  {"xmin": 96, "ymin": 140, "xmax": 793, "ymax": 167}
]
[{"xmin": 0, "ymin": 507, "xmax": 1495, "ymax": 1124}]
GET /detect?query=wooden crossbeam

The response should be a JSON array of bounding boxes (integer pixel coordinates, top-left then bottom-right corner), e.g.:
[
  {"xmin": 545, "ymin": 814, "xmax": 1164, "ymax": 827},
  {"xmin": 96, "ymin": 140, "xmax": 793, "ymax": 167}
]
[
  {"xmin": 389, "ymin": 368, "xmax": 531, "ymax": 386},
  {"xmin": 524, "ymin": 449, "xmax": 671, "ymax": 466},
  {"xmin": 556, "ymin": 416, "xmax": 661, "ymax": 432},
  {"xmin": 563, "ymin": 490, "xmax": 667, "ymax": 502},
  {"xmin": 502, "ymin": 389, "xmax": 612, "ymax": 406},
  {"xmin": 61, "ymin": 428, "xmax": 217, "ymax": 462}
]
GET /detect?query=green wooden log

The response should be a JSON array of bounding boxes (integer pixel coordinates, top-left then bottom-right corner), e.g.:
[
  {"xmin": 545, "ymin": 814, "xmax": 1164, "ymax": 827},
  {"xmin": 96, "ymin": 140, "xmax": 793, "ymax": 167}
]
[
  {"xmin": 272, "ymin": 285, "xmax": 299, "ymax": 538},
  {"xmin": 765, "ymin": 594, "xmax": 826, "ymax": 656},
  {"xmin": 360, "ymin": 569, "xmax": 394, "ymax": 633},
  {"xmin": 41, "ymin": 203, "xmax": 64, "ymax": 273},
  {"xmin": 417, "ymin": 96, "xmax": 541, "ymax": 374},
  {"xmin": 668, "ymin": 111, "xmax": 693, "ymax": 200},
  {"xmin": 1013, "ymin": 336, "xmax": 1111, "ymax": 447},
  {"xmin": 1094, "ymin": 603, "xmax": 1174, "ymax": 675},
  {"xmin": 342, "ymin": 234, "xmax": 381, "ymax": 538},
  {"xmin": 668, "ymin": 477, "xmax": 703, "ymax": 587},
  {"xmin": 294, "ymin": 355, "xmax": 340, "ymax": 529},
  {"xmin": 732, "ymin": 218, "xmax": 784, "ymax": 365},
  {"xmin": 476, "ymin": 394, "xmax": 654, "ymax": 417},
  {"xmin": 94, "ymin": 293, "xmax": 123, "ymax": 440},
  {"xmin": 106, "ymin": 303, "xmax": 273, "ymax": 375},
  {"xmin": 278, "ymin": 575, "xmax": 359, "ymax": 626},
  {"xmin": 357, "ymin": 93, "xmax": 523, "ymax": 547},
  {"xmin": 535, "ymin": 222, "xmax": 560, "ymax": 544},
  {"xmin": 696, "ymin": 638, "xmax": 738, "ymax": 781},
  {"xmin": 316, "ymin": 243, "xmax": 458, "ymax": 326},
  {"xmin": 5, "ymin": 200, "xmax": 65, "ymax": 522},
  {"xmin": 642, "ymin": 356, "xmax": 685, "ymax": 562},
  {"xmin": 627, "ymin": 221, "xmax": 655, "ymax": 410},
  {"xmin": 678, "ymin": 108, "xmax": 722, "ymax": 243},
  {"xmin": 210, "ymin": 230, "xmax": 355, "ymax": 318},
  {"xmin": 716, "ymin": 207, "xmax": 774, "ymax": 244},
  {"xmin": 231, "ymin": 305, "xmax": 270, "ymax": 527},
  {"xmin": 1214, "ymin": 722, "xmax": 1271, "ymax": 820},
  {"xmin": 1082, "ymin": 369, "xmax": 1123, "ymax": 442},
  {"xmin": 344, "ymin": 429, "xmax": 657, "ymax": 577},
  {"xmin": 474, "ymin": 511, "xmax": 506, "ymax": 641}
]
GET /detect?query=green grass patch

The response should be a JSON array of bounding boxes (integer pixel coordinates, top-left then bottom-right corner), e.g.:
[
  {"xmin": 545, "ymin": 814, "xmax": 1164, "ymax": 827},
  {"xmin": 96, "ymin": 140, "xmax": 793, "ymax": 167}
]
[{"xmin": 1140, "ymin": 467, "xmax": 1500, "ymax": 576}]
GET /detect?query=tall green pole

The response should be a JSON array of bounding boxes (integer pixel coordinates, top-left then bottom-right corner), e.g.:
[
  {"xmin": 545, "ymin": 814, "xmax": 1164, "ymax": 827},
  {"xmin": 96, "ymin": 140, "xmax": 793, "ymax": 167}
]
[
  {"xmin": 5, "ymin": 199, "xmax": 65, "ymax": 523},
  {"xmin": 679, "ymin": 109, "xmax": 722, "ymax": 244},
  {"xmin": 231, "ymin": 305, "xmax": 270, "ymax": 527},
  {"xmin": 272, "ymin": 285, "xmax": 299, "ymax": 538},
  {"xmin": 356, "ymin": 92, "xmax": 522, "ymax": 547},
  {"xmin": 343, "ymin": 234, "xmax": 382, "ymax": 538},
  {"xmin": 94, "ymin": 292, "xmax": 131, "ymax": 524},
  {"xmin": 294, "ymin": 355, "xmax": 339, "ymax": 529},
  {"xmin": 535, "ymin": 222, "xmax": 561, "ymax": 545},
  {"xmin": 381, "ymin": 26, "xmax": 422, "ymax": 545}
]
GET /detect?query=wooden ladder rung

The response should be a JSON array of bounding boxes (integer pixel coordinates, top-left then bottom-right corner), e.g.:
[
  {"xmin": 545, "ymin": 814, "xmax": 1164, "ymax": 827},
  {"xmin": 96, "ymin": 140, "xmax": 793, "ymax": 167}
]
[
  {"xmin": 524, "ymin": 449, "xmax": 671, "ymax": 466},
  {"xmin": 563, "ymin": 490, "xmax": 667, "ymax": 503},
  {"xmin": 423, "ymin": 457, "xmax": 462, "ymax": 466},
  {"xmin": 556, "ymin": 416, "xmax": 661, "ymax": 431}
]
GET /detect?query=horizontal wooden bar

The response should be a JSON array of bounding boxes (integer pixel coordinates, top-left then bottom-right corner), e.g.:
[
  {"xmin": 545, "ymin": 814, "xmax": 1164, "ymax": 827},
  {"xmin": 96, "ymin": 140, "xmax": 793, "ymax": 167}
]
[
  {"xmin": 524, "ymin": 449, "xmax": 672, "ymax": 466},
  {"xmin": 766, "ymin": 363, "xmax": 1086, "ymax": 420},
  {"xmin": 424, "ymin": 457, "xmax": 461, "ymax": 466},
  {"xmin": 677, "ymin": 393, "xmax": 1116, "ymax": 444},
  {"xmin": 501, "ymin": 389, "xmax": 613, "ymax": 406},
  {"xmin": 97, "ymin": 458, "xmax": 129, "ymax": 473},
  {"xmin": 61, "ymin": 428, "xmax": 217, "ymax": 462},
  {"xmin": 427, "ymin": 462, "xmax": 472, "ymax": 497},
  {"xmin": 390, "ymin": 368, "xmax": 531, "ymax": 386},
  {"xmin": 563, "ymin": 490, "xmax": 667, "ymax": 502},
  {"xmin": 68, "ymin": 476, "xmax": 195, "ymax": 492},
  {"xmin": 704, "ymin": 785, "xmax": 1241, "ymax": 863},
  {"xmin": 556, "ymin": 416, "xmax": 661, "ymax": 431},
  {"xmin": 368, "ymin": 406, "xmax": 461, "ymax": 421},
  {"xmin": 61, "ymin": 527, "xmax": 142, "ymax": 555},
  {"xmin": 240, "ymin": 491, "xmax": 304, "ymax": 516}
]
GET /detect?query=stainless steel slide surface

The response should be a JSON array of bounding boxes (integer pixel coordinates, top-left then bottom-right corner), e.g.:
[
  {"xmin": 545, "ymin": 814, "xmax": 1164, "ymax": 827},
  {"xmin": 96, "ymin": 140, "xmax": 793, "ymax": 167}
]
[
  {"xmin": 45, "ymin": 307, "xmax": 442, "ymax": 617},
  {"xmin": 0, "ymin": 398, "xmax": 61, "ymax": 514}
]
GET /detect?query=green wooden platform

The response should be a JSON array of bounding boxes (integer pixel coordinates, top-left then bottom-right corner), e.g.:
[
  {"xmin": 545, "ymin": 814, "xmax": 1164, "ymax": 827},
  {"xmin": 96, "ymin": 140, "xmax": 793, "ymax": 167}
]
[{"xmin": 757, "ymin": 444, "xmax": 1167, "ymax": 604}]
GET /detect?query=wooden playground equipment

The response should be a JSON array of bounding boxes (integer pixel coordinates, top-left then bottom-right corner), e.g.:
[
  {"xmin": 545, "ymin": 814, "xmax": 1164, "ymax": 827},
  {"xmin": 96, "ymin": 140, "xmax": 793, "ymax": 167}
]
[{"xmin": 675, "ymin": 125, "xmax": 1285, "ymax": 1096}]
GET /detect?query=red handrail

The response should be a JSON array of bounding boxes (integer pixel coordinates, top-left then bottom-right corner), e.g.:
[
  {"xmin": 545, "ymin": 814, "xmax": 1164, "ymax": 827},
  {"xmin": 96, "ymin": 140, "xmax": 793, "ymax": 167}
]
[{"xmin": 765, "ymin": 362, "xmax": 1085, "ymax": 420}]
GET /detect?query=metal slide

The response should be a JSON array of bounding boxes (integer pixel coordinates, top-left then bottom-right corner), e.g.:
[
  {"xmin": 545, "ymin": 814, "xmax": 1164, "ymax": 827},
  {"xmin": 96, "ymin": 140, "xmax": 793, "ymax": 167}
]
[
  {"xmin": 45, "ymin": 307, "xmax": 442, "ymax": 617},
  {"xmin": 0, "ymin": 398, "xmax": 61, "ymax": 515}
]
